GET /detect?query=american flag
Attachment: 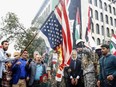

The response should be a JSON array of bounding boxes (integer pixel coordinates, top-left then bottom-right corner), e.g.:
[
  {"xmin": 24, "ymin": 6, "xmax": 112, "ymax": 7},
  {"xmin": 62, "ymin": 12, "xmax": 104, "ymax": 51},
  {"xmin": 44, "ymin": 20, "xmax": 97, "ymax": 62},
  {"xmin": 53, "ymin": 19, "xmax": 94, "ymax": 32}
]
[
  {"xmin": 41, "ymin": 12, "xmax": 62, "ymax": 50},
  {"xmin": 39, "ymin": 0, "xmax": 72, "ymax": 81}
]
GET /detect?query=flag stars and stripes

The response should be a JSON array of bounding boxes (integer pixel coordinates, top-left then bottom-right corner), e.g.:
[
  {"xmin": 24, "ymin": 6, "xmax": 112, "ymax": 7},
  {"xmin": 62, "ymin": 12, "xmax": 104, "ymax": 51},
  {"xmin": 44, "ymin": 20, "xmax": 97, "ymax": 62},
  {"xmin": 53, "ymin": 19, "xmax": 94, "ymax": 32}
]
[
  {"xmin": 40, "ymin": 0, "xmax": 72, "ymax": 81},
  {"xmin": 41, "ymin": 12, "xmax": 63, "ymax": 49},
  {"xmin": 44, "ymin": 29, "xmax": 46, "ymax": 31},
  {"xmin": 47, "ymin": 26, "xmax": 49, "ymax": 28}
]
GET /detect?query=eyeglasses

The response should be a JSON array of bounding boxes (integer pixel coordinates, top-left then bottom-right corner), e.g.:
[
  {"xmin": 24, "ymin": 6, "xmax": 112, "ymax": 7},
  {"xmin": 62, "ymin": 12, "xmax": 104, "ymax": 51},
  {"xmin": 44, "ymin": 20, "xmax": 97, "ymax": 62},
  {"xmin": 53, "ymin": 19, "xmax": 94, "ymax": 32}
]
[{"xmin": 14, "ymin": 55, "xmax": 18, "ymax": 57}]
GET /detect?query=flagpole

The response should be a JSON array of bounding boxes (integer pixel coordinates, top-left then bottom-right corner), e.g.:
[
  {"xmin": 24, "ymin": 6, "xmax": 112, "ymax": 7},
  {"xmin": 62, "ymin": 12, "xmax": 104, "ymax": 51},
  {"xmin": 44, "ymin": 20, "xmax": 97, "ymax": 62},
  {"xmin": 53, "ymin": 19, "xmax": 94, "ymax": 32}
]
[
  {"xmin": 73, "ymin": 20, "xmax": 76, "ymax": 49},
  {"xmin": 20, "ymin": 31, "xmax": 38, "ymax": 56},
  {"xmin": 20, "ymin": 1, "xmax": 61, "ymax": 56},
  {"xmin": 20, "ymin": 0, "xmax": 66, "ymax": 56}
]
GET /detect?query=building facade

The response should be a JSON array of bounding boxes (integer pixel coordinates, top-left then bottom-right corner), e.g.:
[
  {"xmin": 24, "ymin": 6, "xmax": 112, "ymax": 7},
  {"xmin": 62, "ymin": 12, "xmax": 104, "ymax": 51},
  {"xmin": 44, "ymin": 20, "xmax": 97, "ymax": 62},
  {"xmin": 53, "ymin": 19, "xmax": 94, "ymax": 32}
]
[
  {"xmin": 31, "ymin": 0, "xmax": 59, "ymax": 29},
  {"xmin": 32, "ymin": 0, "xmax": 116, "ymax": 46},
  {"xmin": 81, "ymin": 0, "xmax": 116, "ymax": 45}
]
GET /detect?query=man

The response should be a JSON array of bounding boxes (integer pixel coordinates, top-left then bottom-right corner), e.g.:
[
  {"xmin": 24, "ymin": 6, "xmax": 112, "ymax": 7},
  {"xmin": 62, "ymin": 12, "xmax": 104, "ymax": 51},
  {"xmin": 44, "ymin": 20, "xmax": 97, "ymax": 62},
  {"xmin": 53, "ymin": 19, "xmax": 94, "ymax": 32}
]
[
  {"xmin": 69, "ymin": 49, "xmax": 82, "ymax": 87},
  {"xmin": 12, "ymin": 50, "xmax": 29, "ymax": 87},
  {"xmin": 11, "ymin": 52, "xmax": 21, "ymax": 87},
  {"xmin": 63, "ymin": 66, "xmax": 71, "ymax": 87},
  {"xmin": 76, "ymin": 39, "xmax": 90, "ymax": 61},
  {"xmin": 28, "ymin": 54, "xmax": 46, "ymax": 87},
  {"xmin": 97, "ymin": 44, "xmax": 116, "ymax": 87},
  {"xmin": 2, "ymin": 52, "xmax": 12, "ymax": 87},
  {"xmin": 0, "ymin": 40, "xmax": 14, "ymax": 86},
  {"xmin": 82, "ymin": 52, "xmax": 96, "ymax": 87}
]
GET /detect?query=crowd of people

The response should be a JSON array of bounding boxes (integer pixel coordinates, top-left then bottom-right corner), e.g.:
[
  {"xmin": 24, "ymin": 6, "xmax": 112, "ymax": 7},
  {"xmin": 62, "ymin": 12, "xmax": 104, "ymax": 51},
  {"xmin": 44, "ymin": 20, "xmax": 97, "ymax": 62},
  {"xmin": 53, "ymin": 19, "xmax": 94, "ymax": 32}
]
[{"xmin": 0, "ymin": 40, "xmax": 116, "ymax": 87}]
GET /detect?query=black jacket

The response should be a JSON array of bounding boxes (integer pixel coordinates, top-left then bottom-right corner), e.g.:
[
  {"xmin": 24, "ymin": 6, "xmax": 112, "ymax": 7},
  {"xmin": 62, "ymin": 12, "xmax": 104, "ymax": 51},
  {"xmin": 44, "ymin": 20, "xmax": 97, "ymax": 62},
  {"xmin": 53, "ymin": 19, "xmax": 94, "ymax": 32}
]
[{"xmin": 69, "ymin": 58, "xmax": 82, "ymax": 78}]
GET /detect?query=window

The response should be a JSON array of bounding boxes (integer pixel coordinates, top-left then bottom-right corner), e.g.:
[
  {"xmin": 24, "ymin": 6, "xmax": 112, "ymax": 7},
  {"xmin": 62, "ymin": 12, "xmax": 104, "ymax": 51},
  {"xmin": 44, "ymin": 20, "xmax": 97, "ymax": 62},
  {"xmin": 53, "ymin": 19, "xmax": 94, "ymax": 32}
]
[
  {"xmin": 99, "ymin": 0, "xmax": 102, "ymax": 9},
  {"xmin": 114, "ymin": 19, "xmax": 116, "ymax": 27},
  {"xmin": 104, "ymin": 3, "xmax": 107, "ymax": 11},
  {"xmin": 94, "ymin": 0, "xmax": 97, "ymax": 6},
  {"xmin": 92, "ymin": 37, "xmax": 95, "ymax": 40},
  {"xmin": 89, "ymin": 0, "xmax": 92, "ymax": 4},
  {"xmin": 102, "ymin": 39, "xmax": 105, "ymax": 44},
  {"xmin": 90, "ymin": 8, "xmax": 93, "ymax": 18},
  {"xmin": 96, "ymin": 24, "xmax": 100, "ymax": 34},
  {"xmin": 105, "ymin": 15, "xmax": 109, "ymax": 24},
  {"xmin": 113, "ymin": 7, "xmax": 116, "ymax": 15},
  {"xmin": 106, "ymin": 27, "xmax": 110, "ymax": 37},
  {"xmin": 110, "ymin": 17, "xmax": 113, "ymax": 26},
  {"xmin": 95, "ymin": 10, "xmax": 99, "ymax": 20},
  {"xmin": 108, "ymin": 5, "xmax": 112, "ymax": 13},
  {"xmin": 100, "ymin": 13, "xmax": 103, "ymax": 22},
  {"xmin": 91, "ymin": 22, "xmax": 94, "ymax": 32},
  {"xmin": 101, "ymin": 26, "xmax": 104, "ymax": 35},
  {"xmin": 111, "ymin": 29, "xmax": 114, "ymax": 35},
  {"xmin": 97, "ymin": 38, "xmax": 101, "ymax": 45}
]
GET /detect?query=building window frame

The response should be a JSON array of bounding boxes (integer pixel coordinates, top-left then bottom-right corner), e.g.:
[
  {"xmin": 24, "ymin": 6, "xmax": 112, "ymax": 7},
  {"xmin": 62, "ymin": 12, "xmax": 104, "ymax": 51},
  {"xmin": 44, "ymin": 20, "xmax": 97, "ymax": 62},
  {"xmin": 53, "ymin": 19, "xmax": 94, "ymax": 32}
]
[
  {"xmin": 95, "ymin": 10, "xmax": 99, "ymax": 20},
  {"xmin": 99, "ymin": 0, "xmax": 102, "ymax": 9},
  {"xmin": 104, "ymin": 2, "xmax": 107, "ymax": 11},
  {"xmin": 94, "ymin": 0, "xmax": 98, "ymax": 6},
  {"xmin": 106, "ymin": 27, "xmax": 110, "ymax": 37},
  {"xmin": 105, "ymin": 15, "xmax": 109, "ymax": 24},
  {"xmin": 110, "ymin": 17, "xmax": 113, "ymax": 26},
  {"xmin": 97, "ymin": 38, "xmax": 101, "ymax": 45},
  {"xmin": 89, "ymin": 0, "xmax": 92, "ymax": 4},
  {"xmin": 96, "ymin": 24, "xmax": 100, "ymax": 34},
  {"xmin": 101, "ymin": 26, "xmax": 104, "ymax": 35}
]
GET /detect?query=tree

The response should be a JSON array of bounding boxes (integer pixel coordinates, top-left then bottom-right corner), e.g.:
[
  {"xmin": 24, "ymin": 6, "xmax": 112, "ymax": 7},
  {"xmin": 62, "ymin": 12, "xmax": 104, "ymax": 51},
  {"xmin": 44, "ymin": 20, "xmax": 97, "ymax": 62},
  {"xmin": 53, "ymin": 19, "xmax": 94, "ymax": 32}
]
[
  {"xmin": 0, "ymin": 12, "xmax": 27, "ymax": 41},
  {"xmin": 0, "ymin": 12, "xmax": 46, "ymax": 57},
  {"xmin": 16, "ymin": 27, "xmax": 46, "ymax": 57}
]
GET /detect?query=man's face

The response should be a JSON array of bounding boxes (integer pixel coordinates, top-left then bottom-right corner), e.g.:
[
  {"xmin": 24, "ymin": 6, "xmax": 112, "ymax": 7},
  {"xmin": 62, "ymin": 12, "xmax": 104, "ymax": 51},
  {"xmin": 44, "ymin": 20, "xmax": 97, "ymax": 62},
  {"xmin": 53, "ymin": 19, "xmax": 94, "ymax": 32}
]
[
  {"xmin": 35, "ymin": 55, "xmax": 41, "ymax": 64},
  {"xmin": 72, "ymin": 51, "xmax": 77, "ymax": 59},
  {"xmin": 2, "ymin": 42, "xmax": 9, "ymax": 51},
  {"xmin": 14, "ymin": 52, "xmax": 20, "ymax": 59},
  {"xmin": 101, "ymin": 47, "xmax": 109, "ymax": 55},
  {"xmin": 22, "ymin": 51, "xmax": 28, "ymax": 59}
]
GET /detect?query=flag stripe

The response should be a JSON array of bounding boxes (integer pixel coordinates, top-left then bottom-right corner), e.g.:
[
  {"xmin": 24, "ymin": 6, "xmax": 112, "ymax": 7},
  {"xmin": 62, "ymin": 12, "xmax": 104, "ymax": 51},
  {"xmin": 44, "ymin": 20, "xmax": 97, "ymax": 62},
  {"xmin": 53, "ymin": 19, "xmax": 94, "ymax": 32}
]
[
  {"xmin": 61, "ymin": 1, "xmax": 72, "ymax": 54},
  {"xmin": 75, "ymin": 7, "xmax": 80, "ymax": 40},
  {"xmin": 111, "ymin": 34, "xmax": 116, "ymax": 44},
  {"xmin": 113, "ymin": 34, "xmax": 116, "ymax": 39},
  {"xmin": 62, "ymin": 28, "xmax": 67, "ymax": 52},
  {"xmin": 56, "ymin": 73, "xmax": 62, "ymax": 78},
  {"xmin": 39, "ymin": 0, "xmax": 72, "ymax": 81},
  {"xmin": 55, "ymin": 0, "xmax": 72, "ymax": 81},
  {"xmin": 85, "ymin": 6, "xmax": 96, "ymax": 49},
  {"xmin": 56, "ymin": 5, "xmax": 62, "ymax": 19},
  {"xmin": 76, "ymin": 8, "xmax": 80, "ymax": 24}
]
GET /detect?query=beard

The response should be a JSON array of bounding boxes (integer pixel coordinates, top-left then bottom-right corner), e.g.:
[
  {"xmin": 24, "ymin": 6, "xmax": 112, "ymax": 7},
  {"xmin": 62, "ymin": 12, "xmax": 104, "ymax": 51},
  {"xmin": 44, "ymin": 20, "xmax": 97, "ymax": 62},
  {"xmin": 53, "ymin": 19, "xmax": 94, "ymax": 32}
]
[
  {"xmin": 102, "ymin": 52, "xmax": 107, "ymax": 55},
  {"xmin": 3, "ymin": 47, "xmax": 8, "ymax": 51}
]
